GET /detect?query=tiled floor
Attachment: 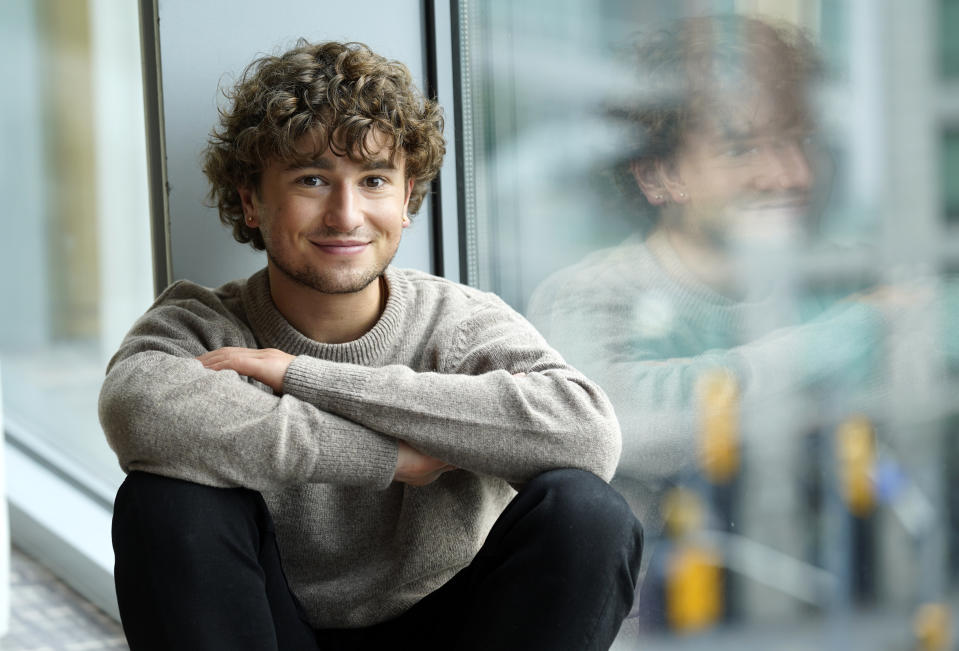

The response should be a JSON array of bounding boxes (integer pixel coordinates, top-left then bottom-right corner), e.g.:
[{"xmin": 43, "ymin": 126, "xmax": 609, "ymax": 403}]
[{"xmin": 3, "ymin": 546, "xmax": 128, "ymax": 650}]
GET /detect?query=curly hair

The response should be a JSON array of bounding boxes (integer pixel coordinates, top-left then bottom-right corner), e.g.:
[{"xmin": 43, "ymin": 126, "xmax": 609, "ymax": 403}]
[
  {"xmin": 610, "ymin": 15, "xmax": 822, "ymax": 212},
  {"xmin": 203, "ymin": 40, "xmax": 446, "ymax": 250}
]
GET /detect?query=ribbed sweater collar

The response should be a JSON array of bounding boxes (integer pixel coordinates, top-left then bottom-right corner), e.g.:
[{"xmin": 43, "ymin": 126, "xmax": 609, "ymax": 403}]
[
  {"xmin": 633, "ymin": 231, "xmax": 768, "ymax": 335},
  {"xmin": 642, "ymin": 230, "xmax": 735, "ymax": 308},
  {"xmin": 240, "ymin": 267, "xmax": 408, "ymax": 365}
]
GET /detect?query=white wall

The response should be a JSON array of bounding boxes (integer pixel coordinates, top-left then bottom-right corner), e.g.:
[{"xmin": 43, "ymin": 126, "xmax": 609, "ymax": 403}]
[{"xmin": 93, "ymin": 0, "xmax": 154, "ymax": 359}]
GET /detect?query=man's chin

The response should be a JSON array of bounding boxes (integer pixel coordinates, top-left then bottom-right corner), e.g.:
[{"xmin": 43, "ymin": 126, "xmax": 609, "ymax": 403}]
[
  {"xmin": 299, "ymin": 272, "xmax": 381, "ymax": 295},
  {"xmin": 726, "ymin": 205, "xmax": 809, "ymax": 248},
  {"xmin": 271, "ymin": 259, "xmax": 383, "ymax": 296}
]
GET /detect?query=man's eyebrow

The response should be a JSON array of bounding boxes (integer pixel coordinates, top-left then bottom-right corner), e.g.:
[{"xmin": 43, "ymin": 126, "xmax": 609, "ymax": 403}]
[
  {"xmin": 285, "ymin": 158, "xmax": 333, "ymax": 171},
  {"xmin": 713, "ymin": 119, "xmax": 760, "ymax": 141},
  {"xmin": 284, "ymin": 158, "xmax": 398, "ymax": 172},
  {"xmin": 713, "ymin": 112, "xmax": 813, "ymax": 142},
  {"xmin": 713, "ymin": 122, "xmax": 809, "ymax": 143},
  {"xmin": 360, "ymin": 159, "xmax": 398, "ymax": 171}
]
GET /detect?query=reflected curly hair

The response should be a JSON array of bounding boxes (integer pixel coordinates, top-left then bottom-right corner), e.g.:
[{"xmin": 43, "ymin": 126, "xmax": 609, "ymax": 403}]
[
  {"xmin": 203, "ymin": 40, "xmax": 446, "ymax": 250},
  {"xmin": 610, "ymin": 15, "xmax": 821, "ymax": 211}
]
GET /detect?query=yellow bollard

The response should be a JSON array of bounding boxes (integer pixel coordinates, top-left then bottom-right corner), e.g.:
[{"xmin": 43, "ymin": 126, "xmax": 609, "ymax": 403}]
[
  {"xmin": 661, "ymin": 488, "xmax": 723, "ymax": 633},
  {"xmin": 697, "ymin": 369, "xmax": 740, "ymax": 484},
  {"xmin": 665, "ymin": 544, "xmax": 723, "ymax": 633},
  {"xmin": 914, "ymin": 602, "xmax": 951, "ymax": 651},
  {"xmin": 836, "ymin": 415, "xmax": 876, "ymax": 517}
]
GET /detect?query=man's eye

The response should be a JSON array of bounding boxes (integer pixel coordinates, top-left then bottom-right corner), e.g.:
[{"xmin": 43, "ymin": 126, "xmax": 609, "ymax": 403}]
[
  {"xmin": 723, "ymin": 144, "xmax": 758, "ymax": 158},
  {"xmin": 364, "ymin": 176, "xmax": 387, "ymax": 188},
  {"xmin": 298, "ymin": 175, "xmax": 323, "ymax": 187}
]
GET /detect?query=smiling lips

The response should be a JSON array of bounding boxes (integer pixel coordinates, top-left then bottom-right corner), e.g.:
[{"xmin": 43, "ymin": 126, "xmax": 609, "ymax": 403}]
[
  {"xmin": 310, "ymin": 239, "xmax": 370, "ymax": 255},
  {"xmin": 738, "ymin": 193, "xmax": 810, "ymax": 212}
]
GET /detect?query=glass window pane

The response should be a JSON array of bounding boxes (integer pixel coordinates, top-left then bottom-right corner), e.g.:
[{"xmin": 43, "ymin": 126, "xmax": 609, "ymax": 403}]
[
  {"xmin": 0, "ymin": 0, "xmax": 152, "ymax": 493},
  {"xmin": 942, "ymin": 129, "xmax": 959, "ymax": 225},
  {"xmin": 457, "ymin": 0, "xmax": 959, "ymax": 646},
  {"xmin": 940, "ymin": 0, "xmax": 959, "ymax": 78}
]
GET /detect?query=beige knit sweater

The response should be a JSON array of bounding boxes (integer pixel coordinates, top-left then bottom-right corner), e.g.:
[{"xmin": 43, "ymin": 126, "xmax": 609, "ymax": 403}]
[{"xmin": 99, "ymin": 266, "xmax": 621, "ymax": 628}]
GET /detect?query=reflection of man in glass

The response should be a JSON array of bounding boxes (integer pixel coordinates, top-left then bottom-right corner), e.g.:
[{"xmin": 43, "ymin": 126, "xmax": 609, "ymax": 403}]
[
  {"xmin": 528, "ymin": 15, "xmax": 897, "ymax": 617},
  {"xmin": 625, "ymin": 16, "xmax": 818, "ymax": 291}
]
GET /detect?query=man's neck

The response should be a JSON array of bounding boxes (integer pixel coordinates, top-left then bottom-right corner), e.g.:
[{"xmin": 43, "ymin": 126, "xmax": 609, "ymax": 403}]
[
  {"xmin": 648, "ymin": 223, "xmax": 737, "ymax": 298},
  {"xmin": 267, "ymin": 265, "xmax": 386, "ymax": 344}
]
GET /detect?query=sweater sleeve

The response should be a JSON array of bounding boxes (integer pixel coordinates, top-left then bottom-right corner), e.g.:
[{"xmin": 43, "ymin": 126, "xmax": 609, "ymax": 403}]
[
  {"xmin": 98, "ymin": 285, "xmax": 398, "ymax": 490},
  {"xmin": 281, "ymin": 297, "xmax": 622, "ymax": 482}
]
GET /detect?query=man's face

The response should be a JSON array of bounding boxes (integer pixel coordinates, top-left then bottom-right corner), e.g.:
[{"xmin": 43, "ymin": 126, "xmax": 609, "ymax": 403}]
[
  {"xmin": 239, "ymin": 131, "xmax": 413, "ymax": 294},
  {"xmin": 669, "ymin": 93, "xmax": 817, "ymax": 249}
]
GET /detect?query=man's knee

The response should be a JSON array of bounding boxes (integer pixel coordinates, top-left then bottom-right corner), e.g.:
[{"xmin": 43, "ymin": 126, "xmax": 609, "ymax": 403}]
[
  {"xmin": 522, "ymin": 468, "xmax": 644, "ymax": 563},
  {"xmin": 112, "ymin": 474, "xmax": 306, "ymax": 649},
  {"xmin": 113, "ymin": 471, "xmax": 267, "ymax": 557},
  {"xmin": 524, "ymin": 468, "xmax": 642, "ymax": 529}
]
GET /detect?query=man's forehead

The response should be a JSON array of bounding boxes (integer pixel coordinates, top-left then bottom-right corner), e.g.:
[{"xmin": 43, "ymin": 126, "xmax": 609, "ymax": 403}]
[
  {"xmin": 693, "ymin": 89, "xmax": 813, "ymax": 141},
  {"xmin": 288, "ymin": 129, "xmax": 405, "ymax": 167}
]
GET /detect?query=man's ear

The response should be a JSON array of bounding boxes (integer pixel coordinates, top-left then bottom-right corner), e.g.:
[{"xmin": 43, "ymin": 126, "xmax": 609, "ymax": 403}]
[
  {"xmin": 630, "ymin": 159, "xmax": 688, "ymax": 204},
  {"xmin": 238, "ymin": 186, "xmax": 258, "ymax": 227},
  {"xmin": 402, "ymin": 177, "xmax": 414, "ymax": 228},
  {"xmin": 405, "ymin": 177, "xmax": 415, "ymax": 205}
]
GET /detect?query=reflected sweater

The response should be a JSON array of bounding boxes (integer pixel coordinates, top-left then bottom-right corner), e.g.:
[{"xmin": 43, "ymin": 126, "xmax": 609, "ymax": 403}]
[
  {"xmin": 99, "ymin": 266, "xmax": 620, "ymax": 628},
  {"xmin": 527, "ymin": 231, "xmax": 887, "ymax": 547}
]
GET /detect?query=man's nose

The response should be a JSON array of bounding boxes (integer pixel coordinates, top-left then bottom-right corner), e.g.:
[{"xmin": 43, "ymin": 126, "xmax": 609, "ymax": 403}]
[
  {"xmin": 323, "ymin": 183, "xmax": 363, "ymax": 231},
  {"xmin": 759, "ymin": 141, "xmax": 814, "ymax": 192}
]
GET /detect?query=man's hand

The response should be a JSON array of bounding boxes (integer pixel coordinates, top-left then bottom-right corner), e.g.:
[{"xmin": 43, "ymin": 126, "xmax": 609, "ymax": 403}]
[
  {"xmin": 394, "ymin": 441, "xmax": 456, "ymax": 487},
  {"xmin": 197, "ymin": 347, "xmax": 295, "ymax": 393}
]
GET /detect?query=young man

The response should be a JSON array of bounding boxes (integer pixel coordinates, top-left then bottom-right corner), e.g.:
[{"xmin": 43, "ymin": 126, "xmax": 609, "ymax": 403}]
[{"xmin": 101, "ymin": 41, "xmax": 642, "ymax": 650}]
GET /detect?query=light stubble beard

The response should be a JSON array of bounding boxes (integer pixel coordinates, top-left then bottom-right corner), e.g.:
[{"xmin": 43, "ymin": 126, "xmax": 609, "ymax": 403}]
[{"xmin": 266, "ymin": 246, "xmax": 398, "ymax": 295}]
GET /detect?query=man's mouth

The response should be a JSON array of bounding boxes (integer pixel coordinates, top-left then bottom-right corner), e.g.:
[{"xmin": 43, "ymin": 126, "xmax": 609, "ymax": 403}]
[
  {"xmin": 737, "ymin": 194, "xmax": 810, "ymax": 212},
  {"xmin": 310, "ymin": 239, "xmax": 370, "ymax": 255}
]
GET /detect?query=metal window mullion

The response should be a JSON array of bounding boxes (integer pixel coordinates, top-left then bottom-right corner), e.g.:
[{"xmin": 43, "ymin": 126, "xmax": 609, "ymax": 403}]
[{"xmin": 138, "ymin": 0, "xmax": 172, "ymax": 297}]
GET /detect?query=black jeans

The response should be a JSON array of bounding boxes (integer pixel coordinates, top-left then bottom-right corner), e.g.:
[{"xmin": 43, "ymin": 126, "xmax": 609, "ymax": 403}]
[{"xmin": 113, "ymin": 469, "xmax": 643, "ymax": 650}]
